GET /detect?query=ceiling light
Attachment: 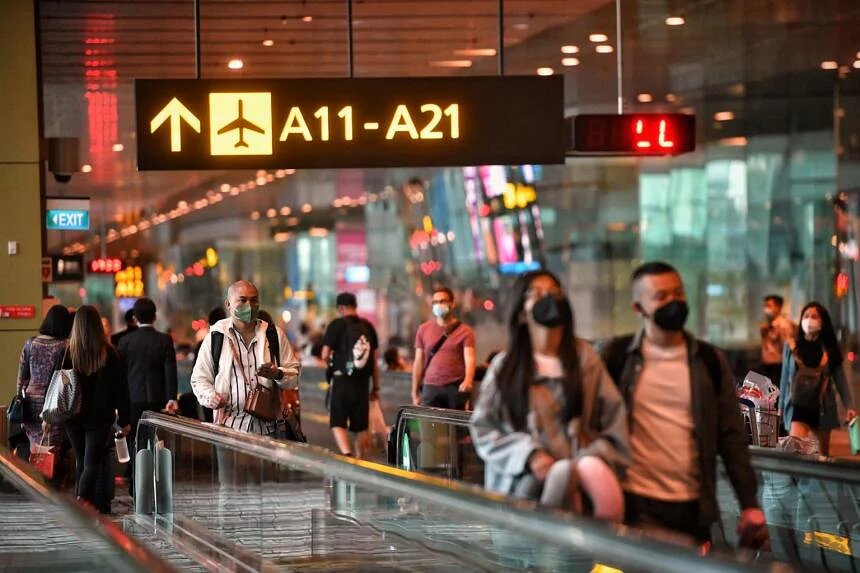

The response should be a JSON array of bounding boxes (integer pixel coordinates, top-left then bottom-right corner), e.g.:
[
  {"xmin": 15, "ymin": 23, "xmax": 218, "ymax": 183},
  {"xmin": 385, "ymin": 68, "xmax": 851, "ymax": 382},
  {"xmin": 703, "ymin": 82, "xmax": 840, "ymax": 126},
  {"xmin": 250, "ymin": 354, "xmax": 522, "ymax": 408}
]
[
  {"xmin": 302, "ymin": 15, "xmax": 313, "ymax": 22},
  {"xmin": 589, "ymin": 33, "xmax": 608, "ymax": 43},
  {"xmin": 637, "ymin": 93, "xmax": 653, "ymax": 103},
  {"xmin": 536, "ymin": 67, "xmax": 554, "ymax": 76},
  {"xmin": 665, "ymin": 16, "xmax": 685, "ymax": 26},
  {"xmin": 714, "ymin": 111, "xmax": 735, "ymax": 121},
  {"xmin": 112, "ymin": 143, "xmax": 124, "ymax": 152},
  {"xmin": 80, "ymin": 164, "xmax": 93, "ymax": 173},
  {"xmin": 428, "ymin": 60, "xmax": 473, "ymax": 68},
  {"xmin": 453, "ymin": 48, "xmax": 496, "ymax": 57},
  {"xmin": 561, "ymin": 58, "xmax": 580, "ymax": 67},
  {"xmin": 262, "ymin": 39, "xmax": 274, "ymax": 47},
  {"xmin": 561, "ymin": 45, "xmax": 579, "ymax": 54},
  {"xmin": 595, "ymin": 45, "xmax": 614, "ymax": 54},
  {"xmin": 820, "ymin": 60, "xmax": 838, "ymax": 70},
  {"xmin": 227, "ymin": 59, "xmax": 244, "ymax": 70},
  {"xmin": 854, "ymin": 60, "xmax": 860, "ymax": 69}
]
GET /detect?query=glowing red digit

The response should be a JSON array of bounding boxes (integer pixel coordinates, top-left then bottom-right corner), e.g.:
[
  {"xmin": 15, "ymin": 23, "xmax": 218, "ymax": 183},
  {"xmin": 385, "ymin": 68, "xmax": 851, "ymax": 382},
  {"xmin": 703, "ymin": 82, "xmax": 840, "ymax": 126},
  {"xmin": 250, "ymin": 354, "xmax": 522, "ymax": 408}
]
[
  {"xmin": 658, "ymin": 119, "xmax": 675, "ymax": 148},
  {"xmin": 635, "ymin": 119, "xmax": 651, "ymax": 149}
]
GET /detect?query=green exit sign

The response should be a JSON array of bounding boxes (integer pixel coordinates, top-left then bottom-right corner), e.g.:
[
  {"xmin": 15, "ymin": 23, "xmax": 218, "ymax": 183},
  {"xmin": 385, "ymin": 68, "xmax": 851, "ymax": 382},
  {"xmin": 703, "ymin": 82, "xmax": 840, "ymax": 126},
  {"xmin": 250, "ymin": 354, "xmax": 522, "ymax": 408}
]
[{"xmin": 46, "ymin": 209, "xmax": 89, "ymax": 230}]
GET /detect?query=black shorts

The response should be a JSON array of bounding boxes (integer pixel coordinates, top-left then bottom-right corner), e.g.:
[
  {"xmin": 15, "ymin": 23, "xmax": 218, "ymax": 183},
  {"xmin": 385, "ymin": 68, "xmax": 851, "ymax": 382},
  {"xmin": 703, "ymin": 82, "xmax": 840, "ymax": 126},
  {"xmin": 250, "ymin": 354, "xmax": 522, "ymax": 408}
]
[
  {"xmin": 792, "ymin": 404, "xmax": 820, "ymax": 429},
  {"xmin": 329, "ymin": 376, "xmax": 370, "ymax": 432}
]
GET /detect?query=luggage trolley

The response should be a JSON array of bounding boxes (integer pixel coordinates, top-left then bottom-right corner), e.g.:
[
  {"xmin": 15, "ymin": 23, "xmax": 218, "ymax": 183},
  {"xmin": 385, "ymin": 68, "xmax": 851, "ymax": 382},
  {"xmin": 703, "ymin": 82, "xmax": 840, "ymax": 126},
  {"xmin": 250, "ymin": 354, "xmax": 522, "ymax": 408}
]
[{"xmin": 738, "ymin": 398, "xmax": 779, "ymax": 447}]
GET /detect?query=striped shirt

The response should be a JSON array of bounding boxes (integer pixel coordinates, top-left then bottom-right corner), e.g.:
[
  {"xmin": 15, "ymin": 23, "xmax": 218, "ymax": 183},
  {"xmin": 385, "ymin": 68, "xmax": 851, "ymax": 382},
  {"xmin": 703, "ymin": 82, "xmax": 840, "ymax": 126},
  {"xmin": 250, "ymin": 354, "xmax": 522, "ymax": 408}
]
[{"xmin": 191, "ymin": 318, "xmax": 300, "ymax": 435}]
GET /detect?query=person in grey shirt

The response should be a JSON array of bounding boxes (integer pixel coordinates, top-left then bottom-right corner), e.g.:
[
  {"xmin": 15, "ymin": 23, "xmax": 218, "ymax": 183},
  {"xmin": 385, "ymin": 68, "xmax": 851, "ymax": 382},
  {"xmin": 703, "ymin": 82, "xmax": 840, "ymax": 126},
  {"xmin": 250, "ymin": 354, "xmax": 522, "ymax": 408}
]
[{"xmin": 470, "ymin": 270, "xmax": 629, "ymax": 520}]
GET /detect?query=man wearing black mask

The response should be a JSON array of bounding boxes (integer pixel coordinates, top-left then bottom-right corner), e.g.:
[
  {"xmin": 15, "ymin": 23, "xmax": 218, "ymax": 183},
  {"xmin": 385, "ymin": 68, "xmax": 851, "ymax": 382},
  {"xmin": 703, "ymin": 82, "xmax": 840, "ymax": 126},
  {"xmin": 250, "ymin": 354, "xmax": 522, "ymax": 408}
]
[{"xmin": 601, "ymin": 261, "xmax": 767, "ymax": 550}]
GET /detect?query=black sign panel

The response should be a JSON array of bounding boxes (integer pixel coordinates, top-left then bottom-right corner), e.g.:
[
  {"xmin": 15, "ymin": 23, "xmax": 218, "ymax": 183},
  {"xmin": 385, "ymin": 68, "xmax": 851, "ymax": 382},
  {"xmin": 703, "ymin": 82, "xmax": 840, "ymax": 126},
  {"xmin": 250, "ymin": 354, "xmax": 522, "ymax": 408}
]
[
  {"xmin": 51, "ymin": 255, "xmax": 85, "ymax": 282},
  {"xmin": 135, "ymin": 76, "xmax": 565, "ymax": 170},
  {"xmin": 571, "ymin": 113, "xmax": 696, "ymax": 155}
]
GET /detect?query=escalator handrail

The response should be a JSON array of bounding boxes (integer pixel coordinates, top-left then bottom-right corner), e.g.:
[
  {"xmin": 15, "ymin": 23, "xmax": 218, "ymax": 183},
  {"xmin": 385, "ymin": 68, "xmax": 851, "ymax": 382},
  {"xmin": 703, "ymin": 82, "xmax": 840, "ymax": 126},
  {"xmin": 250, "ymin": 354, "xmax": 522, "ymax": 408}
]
[
  {"xmin": 0, "ymin": 446, "xmax": 177, "ymax": 573},
  {"xmin": 138, "ymin": 411, "xmax": 774, "ymax": 573},
  {"xmin": 393, "ymin": 405, "xmax": 860, "ymax": 485}
]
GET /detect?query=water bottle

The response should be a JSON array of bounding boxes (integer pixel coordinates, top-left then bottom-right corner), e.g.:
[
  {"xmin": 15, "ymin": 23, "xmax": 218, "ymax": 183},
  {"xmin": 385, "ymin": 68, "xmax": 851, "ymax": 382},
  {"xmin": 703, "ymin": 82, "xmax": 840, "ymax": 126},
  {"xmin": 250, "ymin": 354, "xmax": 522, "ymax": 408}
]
[{"xmin": 115, "ymin": 431, "xmax": 130, "ymax": 463}]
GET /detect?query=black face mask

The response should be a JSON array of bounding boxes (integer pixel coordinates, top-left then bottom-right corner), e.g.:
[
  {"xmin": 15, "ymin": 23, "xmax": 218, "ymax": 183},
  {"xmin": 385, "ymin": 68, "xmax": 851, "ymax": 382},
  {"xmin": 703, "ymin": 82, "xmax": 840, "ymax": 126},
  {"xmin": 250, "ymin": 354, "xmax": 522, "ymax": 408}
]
[
  {"xmin": 649, "ymin": 300, "xmax": 689, "ymax": 332},
  {"xmin": 531, "ymin": 295, "xmax": 568, "ymax": 328}
]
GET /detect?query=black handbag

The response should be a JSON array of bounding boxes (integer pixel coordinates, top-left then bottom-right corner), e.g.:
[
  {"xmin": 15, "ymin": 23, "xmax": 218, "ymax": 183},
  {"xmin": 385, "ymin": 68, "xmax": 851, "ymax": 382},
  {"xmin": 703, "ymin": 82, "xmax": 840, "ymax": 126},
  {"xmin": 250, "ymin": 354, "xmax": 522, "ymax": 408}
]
[{"xmin": 8, "ymin": 391, "xmax": 30, "ymax": 424}]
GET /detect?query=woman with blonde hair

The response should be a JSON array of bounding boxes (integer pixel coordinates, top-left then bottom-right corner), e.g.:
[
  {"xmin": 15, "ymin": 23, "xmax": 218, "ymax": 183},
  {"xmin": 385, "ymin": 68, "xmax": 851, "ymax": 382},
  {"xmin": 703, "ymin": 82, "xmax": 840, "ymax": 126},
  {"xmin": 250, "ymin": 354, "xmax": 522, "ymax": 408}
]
[{"xmin": 61, "ymin": 305, "xmax": 130, "ymax": 512}]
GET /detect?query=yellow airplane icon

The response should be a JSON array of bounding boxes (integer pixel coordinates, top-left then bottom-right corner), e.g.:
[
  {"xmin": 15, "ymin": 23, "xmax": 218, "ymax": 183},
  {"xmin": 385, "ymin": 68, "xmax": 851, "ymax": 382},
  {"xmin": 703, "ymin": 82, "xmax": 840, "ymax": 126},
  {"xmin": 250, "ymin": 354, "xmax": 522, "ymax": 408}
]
[
  {"xmin": 217, "ymin": 100, "xmax": 264, "ymax": 148},
  {"xmin": 209, "ymin": 92, "xmax": 273, "ymax": 156}
]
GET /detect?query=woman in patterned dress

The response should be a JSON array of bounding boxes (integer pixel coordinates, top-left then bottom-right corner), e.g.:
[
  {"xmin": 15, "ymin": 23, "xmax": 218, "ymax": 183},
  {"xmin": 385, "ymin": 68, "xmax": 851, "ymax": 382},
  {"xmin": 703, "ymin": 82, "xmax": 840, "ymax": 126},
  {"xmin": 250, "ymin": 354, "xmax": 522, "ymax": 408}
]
[{"xmin": 16, "ymin": 305, "xmax": 72, "ymax": 481}]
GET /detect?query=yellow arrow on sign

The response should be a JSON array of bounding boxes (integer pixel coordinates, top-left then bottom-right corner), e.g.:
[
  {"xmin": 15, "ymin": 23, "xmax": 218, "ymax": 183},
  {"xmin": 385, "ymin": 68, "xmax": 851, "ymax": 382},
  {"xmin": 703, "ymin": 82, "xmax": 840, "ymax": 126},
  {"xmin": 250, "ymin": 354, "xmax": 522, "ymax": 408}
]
[{"xmin": 150, "ymin": 97, "xmax": 201, "ymax": 152}]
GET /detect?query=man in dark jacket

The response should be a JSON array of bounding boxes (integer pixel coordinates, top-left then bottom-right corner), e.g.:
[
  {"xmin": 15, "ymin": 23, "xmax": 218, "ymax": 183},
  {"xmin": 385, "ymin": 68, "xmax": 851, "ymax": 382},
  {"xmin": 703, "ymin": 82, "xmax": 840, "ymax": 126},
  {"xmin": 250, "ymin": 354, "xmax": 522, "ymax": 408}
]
[
  {"xmin": 118, "ymin": 298, "xmax": 178, "ymax": 491},
  {"xmin": 601, "ymin": 261, "xmax": 767, "ymax": 548},
  {"xmin": 111, "ymin": 308, "xmax": 138, "ymax": 347}
]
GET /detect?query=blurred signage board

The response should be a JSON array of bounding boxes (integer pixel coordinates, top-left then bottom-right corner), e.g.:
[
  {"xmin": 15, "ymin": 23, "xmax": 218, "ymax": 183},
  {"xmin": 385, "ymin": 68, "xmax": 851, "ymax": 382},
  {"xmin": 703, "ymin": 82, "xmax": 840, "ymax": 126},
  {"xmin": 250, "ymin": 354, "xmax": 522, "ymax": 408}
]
[
  {"xmin": 135, "ymin": 76, "xmax": 565, "ymax": 170},
  {"xmin": 41, "ymin": 257, "xmax": 53, "ymax": 283},
  {"xmin": 570, "ymin": 114, "xmax": 696, "ymax": 156},
  {"xmin": 51, "ymin": 254, "xmax": 85, "ymax": 282},
  {"xmin": 0, "ymin": 305, "xmax": 36, "ymax": 319},
  {"xmin": 45, "ymin": 197, "xmax": 91, "ymax": 231}
]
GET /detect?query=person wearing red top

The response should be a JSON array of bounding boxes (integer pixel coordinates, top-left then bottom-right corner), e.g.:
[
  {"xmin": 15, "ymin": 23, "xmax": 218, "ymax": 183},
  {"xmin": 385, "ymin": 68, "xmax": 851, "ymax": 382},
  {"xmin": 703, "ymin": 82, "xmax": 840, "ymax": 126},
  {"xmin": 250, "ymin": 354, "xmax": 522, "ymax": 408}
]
[{"xmin": 411, "ymin": 287, "xmax": 476, "ymax": 410}]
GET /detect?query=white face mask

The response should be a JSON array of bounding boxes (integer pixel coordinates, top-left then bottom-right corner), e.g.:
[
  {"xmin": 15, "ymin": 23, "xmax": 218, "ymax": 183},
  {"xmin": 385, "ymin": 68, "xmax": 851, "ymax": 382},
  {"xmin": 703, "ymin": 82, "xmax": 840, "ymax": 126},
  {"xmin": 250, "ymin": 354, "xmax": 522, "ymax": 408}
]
[
  {"xmin": 432, "ymin": 304, "xmax": 451, "ymax": 319},
  {"xmin": 802, "ymin": 317, "xmax": 822, "ymax": 335}
]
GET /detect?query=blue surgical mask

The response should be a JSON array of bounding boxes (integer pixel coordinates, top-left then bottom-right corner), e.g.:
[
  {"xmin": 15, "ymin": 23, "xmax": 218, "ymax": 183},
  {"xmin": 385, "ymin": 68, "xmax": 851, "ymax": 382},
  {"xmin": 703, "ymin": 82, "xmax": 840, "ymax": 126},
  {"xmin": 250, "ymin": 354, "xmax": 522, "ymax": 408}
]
[
  {"xmin": 432, "ymin": 304, "xmax": 451, "ymax": 319},
  {"xmin": 232, "ymin": 303, "xmax": 256, "ymax": 324}
]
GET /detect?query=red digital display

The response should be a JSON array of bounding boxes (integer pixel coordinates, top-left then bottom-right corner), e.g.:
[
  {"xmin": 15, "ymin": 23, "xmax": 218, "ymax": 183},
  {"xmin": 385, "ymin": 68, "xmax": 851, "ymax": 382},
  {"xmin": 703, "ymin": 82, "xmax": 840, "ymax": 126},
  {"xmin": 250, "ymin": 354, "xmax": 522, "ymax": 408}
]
[
  {"xmin": 572, "ymin": 113, "xmax": 695, "ymax": 155},
  {"xmin": 89, "ymin": 257, "xmax": 124, "ymax": 274}
]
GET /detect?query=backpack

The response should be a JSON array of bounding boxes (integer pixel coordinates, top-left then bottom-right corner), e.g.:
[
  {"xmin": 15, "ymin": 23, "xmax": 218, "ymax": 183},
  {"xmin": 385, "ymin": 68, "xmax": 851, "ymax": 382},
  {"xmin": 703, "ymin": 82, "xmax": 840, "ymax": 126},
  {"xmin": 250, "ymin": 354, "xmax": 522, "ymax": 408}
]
[
  {"xmin": 602, "ymin": 334, "xmax": 723, "ymax": 394},
  {"xmin": 788, "ymin": 342, "xmax": 828, "ymax": 409},
  {"xmin": 338, "ymin": 316, "xmax": 374, "ymax": 378},
  {"xmin": 211, "ymin": 323, "xmax": 280, "ymax": 376}
]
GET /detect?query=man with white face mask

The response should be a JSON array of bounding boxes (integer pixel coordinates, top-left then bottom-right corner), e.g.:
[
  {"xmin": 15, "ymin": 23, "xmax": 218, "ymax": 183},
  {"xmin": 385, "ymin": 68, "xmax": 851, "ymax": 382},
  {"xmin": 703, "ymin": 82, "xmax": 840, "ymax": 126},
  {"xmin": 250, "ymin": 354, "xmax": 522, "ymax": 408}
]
[{"xmin": 411, "ymin": 287, "xmax": 476, "ymax": 409}]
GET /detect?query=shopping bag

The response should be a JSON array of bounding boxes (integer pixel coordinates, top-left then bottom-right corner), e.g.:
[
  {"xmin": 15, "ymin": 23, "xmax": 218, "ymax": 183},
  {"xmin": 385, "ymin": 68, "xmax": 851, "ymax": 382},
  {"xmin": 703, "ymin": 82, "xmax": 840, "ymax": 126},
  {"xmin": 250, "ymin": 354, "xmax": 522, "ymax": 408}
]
[
  {"xmin": 29, "ymin": 436, "xmax": 55, "ymax": 479},
  {"xmin": 849, "ymin": 417, "xmax": 860, "ymax": 456}
]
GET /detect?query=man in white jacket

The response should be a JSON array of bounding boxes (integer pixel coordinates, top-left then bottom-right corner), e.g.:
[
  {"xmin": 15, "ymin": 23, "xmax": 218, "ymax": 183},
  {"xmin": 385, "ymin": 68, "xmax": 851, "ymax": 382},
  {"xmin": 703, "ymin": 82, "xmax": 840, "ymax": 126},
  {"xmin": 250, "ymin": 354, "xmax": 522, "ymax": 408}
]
[{"xmin": 191, "ymin": 280, "xmax": 300, "ymax": 436}]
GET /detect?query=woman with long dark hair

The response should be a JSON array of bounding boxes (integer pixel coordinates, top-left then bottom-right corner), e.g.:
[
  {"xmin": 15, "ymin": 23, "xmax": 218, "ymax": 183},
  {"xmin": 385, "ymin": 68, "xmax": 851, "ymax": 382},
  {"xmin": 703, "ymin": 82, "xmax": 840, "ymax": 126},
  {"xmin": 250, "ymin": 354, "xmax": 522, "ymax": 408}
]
[
  {"xmin": 60, "ymin": 305, "xmax": 130, "ymax": 512},
  {"xmin": 17, "ymin": 305, "xmax": 72, "ymax": 481},
  {"xmin": 470, "ymin": 271, "xmax": 629, "ymax": 520},
  {"xmin": 779, "ymin": 302, "xmax": 856, "ymax": 455}
]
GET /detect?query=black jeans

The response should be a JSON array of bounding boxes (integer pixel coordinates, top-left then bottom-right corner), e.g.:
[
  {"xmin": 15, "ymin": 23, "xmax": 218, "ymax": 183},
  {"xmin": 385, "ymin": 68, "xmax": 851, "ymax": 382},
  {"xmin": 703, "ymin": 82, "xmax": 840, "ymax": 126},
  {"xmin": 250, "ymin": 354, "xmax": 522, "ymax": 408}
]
[
  {"xmin": 421, "ymin": 382, "xmax": 467, "ymax": 410},
  {"xmin": 624, "ymin": 492, "xmax": 711, "ymax": 543},
  {"xmin": 65, "ymin": 421, "xmax": 112, "ymax": 507}
]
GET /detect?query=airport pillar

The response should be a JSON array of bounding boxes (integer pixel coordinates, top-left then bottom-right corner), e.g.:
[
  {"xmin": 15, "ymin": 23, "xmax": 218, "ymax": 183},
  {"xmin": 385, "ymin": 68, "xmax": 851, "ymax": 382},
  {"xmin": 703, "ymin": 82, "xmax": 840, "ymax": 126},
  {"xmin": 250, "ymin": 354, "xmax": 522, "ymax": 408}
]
[{"xmin": 0, "ymin": 0, "xmax": 43, "ymax": 400}]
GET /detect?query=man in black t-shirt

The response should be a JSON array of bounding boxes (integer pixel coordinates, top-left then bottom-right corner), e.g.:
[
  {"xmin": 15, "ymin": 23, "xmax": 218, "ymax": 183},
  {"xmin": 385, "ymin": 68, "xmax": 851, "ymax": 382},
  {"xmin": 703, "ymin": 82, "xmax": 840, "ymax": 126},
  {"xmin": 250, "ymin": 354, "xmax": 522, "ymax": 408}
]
[{"xmin": 321, "ymin": 292, "xmax": 380, "ymax": 458}]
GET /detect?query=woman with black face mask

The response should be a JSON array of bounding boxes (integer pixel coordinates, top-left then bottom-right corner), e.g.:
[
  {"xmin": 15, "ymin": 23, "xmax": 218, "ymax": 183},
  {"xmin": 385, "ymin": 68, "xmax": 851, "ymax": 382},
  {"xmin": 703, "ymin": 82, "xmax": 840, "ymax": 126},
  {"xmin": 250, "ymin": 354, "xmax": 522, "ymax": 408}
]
[
  {"xmin": 469, "ymin": 271, "xmax": 629, "ymax": 520},
  {"xmin": 779, "ymin": 302, "xmax": 856, "ymax": 456}
]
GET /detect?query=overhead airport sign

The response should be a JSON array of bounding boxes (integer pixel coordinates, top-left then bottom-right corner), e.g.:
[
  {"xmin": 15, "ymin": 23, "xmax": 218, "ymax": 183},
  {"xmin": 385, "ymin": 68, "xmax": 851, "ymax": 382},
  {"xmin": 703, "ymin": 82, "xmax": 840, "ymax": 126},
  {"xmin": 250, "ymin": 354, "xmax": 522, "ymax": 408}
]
[
  {"xmin": 135, "ymin": 77, "xmax": 565, "ymax": 170},
  {"xmin": 45, "ymin": 197, "xmax": 90, "ymax": 231}
]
